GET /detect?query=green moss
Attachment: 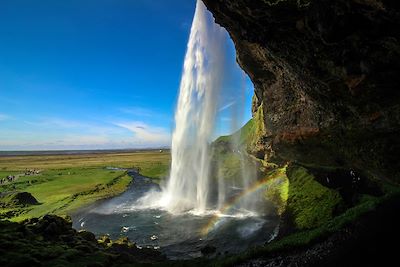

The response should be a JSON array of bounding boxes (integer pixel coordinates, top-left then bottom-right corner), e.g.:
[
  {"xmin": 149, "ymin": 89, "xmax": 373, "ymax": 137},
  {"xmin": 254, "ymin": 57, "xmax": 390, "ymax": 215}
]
[
  {"xmin": 211, "ymin": 118, "xmax": 260, "ymax": 183},
  {"xmin": 213, "ymin": 99, "xmax": 266, "ymax": 154},
  {"xmin": 253, "ymin": 103, "xmax": 266, "ymax": 141},
  {"xmin": 264, "ymin": 167, "xmax": 289, "ymax": 215},
  {"xmin": 216, "ymin": 153, "xmax": 242, "ymax": 180},
  {"xmin": 214, "ymin": 118, "xmax": 256, "ymax": 148},
  {"xmin": 215, "ymin": 185, "xmax": 400, "ymax": 267},
  {"xmin": 286, "ymin": 166, "xmax": 343, "ymax": 229},
  {"xmin": 240, "ymin": 118, "xmax": 257, "ymax": 146}
]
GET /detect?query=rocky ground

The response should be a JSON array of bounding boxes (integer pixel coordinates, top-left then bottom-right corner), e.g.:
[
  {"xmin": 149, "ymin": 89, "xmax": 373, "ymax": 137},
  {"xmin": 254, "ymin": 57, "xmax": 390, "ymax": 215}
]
[
  {"xmin": 0, "ymin": 215, "xmax": 166, "ymax": 267},
  {"xmin": 1, "ymin": 191, "xmax": 399, "ymax": 267}
]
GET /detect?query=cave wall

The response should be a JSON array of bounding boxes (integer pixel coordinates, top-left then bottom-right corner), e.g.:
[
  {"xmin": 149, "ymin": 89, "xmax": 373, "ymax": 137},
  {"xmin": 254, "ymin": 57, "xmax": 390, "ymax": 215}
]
[{"xmin": 202, "ymin": 0, "xmax": 400, "ymax": 181}]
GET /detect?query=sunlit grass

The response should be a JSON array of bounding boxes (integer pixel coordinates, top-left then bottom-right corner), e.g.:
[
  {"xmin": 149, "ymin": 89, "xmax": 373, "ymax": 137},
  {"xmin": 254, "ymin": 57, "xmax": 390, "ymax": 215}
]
[
  {"xmin": 0, "ymin": 151, "xmax": 171, "ymax": 221},
  {"xmin": 0, "ymin": 151, "xmax": 170, "ymax": 172}
]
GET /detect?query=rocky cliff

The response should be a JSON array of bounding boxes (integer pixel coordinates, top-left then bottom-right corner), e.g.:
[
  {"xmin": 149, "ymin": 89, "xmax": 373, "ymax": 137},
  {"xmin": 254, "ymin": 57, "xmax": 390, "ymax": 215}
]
[{"xmin": 202, "ymin": 0, "xmax": 400, "ymax": 181}]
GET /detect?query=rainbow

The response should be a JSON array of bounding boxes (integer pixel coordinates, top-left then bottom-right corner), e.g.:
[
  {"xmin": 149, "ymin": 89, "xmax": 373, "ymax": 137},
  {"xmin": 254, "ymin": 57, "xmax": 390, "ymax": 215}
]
[{"xmin": 200, "ymin": 169, "xmax": 286, "ymax": 236}]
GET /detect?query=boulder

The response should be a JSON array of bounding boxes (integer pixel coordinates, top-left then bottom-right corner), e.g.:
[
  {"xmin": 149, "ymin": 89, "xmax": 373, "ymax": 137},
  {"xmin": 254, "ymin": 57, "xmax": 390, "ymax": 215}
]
[
  {"xmin": 78, "ymin": 230, "xmax": 96, "ymax": 242},
  {"xmin": 0, "ymin": 192, "xmax": 39, "ymax": 208}
]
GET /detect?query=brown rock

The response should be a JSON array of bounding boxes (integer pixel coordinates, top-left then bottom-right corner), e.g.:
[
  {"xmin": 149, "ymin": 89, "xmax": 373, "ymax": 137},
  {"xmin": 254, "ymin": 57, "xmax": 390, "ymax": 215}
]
[{"xmin": 202, "ymin": 0, "xmax": 400, "ymax": 180}]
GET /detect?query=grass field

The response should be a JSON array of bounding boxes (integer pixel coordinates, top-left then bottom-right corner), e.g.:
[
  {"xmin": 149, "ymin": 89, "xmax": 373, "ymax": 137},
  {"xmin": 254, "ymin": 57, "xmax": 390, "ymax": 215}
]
[{"xmin": 0, "ymin": 150, "xmax": 171, "ymax": 221}]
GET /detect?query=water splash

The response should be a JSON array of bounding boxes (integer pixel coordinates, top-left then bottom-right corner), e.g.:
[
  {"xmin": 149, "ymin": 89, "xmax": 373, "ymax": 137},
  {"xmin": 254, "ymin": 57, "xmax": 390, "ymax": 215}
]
[
  {"xmin": 223, "ymin": 71, "xmax": 259, "ymax": 212},
  {"xmin": 201, "ymin": 169, "xmax": 286, "ymax": 236}
]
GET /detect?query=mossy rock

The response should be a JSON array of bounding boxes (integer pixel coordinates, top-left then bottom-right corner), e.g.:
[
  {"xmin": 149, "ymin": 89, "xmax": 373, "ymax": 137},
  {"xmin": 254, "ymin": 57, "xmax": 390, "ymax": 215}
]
[
  {"xmin": 0, "ymin": 192, "xmax": 39, "ymax": 208},
  {"xmin": 264, "ymin": 167, "xmax": 289, "ymax": 215},
  {"xmin": 98, "ymin": 235, "xmax": 112, "ymax": 246},
  {"xmin": 78, "ymin": 230, "xmax": 96, "ymax": 242},
  {"xmin": 0, "ymin": 215, "xmax": 167, "ymax": 266},
  {"xmin": 113, "ymin": 236, "xmax": 131, "ymax": 246},
  {"xmin": 285, "ymin": 165, "xmax": 344, "ymax": 230}
]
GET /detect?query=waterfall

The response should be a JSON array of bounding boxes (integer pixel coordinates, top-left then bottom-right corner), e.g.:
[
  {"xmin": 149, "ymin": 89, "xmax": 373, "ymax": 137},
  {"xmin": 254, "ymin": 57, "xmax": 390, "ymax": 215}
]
[
  {"xmin": 136, "ymin": 0, "xmax": 262, "ymax": 217},
  {"xmin": 159, "ymin": 0, "xmax": 226, "ymax": 214}
]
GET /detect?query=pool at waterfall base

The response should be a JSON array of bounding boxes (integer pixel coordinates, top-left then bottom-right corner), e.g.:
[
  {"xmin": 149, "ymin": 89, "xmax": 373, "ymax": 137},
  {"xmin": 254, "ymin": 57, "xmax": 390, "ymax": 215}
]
[{"xmin": 72, "ymin": 171, "xmax": 279, "ymax": 259}]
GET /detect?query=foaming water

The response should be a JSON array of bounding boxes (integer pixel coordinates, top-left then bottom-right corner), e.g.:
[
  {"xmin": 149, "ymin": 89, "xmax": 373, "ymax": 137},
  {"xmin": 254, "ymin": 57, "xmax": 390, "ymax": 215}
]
[{"xmin": 72, "ymin": 172, "xmax": 279, "ymax": 259}]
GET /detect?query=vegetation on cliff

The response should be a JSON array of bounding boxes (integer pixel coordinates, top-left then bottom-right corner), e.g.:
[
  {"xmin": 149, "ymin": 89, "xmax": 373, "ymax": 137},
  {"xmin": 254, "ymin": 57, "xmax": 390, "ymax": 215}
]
[
  {"xmin": 284, "ymin": 166, "xmax": 343, "ymax": 230},
  {"xmin": 210, "ymin": 91, "xmax": 399, "ymax": 266}
]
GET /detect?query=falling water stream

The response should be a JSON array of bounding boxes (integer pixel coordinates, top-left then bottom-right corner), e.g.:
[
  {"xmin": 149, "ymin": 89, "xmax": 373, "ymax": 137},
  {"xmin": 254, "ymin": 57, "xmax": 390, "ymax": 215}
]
[
  {"xmin": 158, "ymin": 0, "xmax": 225, "ymax": 214},
  {"xmin": 72, "ymin": 0, "xmax": 279, "ymax": 259}
]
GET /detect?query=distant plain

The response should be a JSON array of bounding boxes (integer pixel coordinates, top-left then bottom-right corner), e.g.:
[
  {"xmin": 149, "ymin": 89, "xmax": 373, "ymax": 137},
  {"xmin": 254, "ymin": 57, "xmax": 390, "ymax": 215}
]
[{"xmin": 0, "ymin": 150, "xmax": 170, "ymax": 221}]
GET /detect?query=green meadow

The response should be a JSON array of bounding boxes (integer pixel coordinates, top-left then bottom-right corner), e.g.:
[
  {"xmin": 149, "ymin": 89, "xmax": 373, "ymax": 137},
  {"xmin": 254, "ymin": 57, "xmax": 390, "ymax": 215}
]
[{"xmin": 0, "ymin": 151, "xmax": 170, "ymax": 221}]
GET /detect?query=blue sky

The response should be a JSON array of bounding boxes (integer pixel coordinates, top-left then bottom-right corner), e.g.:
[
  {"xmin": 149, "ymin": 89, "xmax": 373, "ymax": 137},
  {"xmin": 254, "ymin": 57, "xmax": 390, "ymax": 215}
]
[{"xmin": 0, "ymin": 0, "xmax": 253, "ymax": 150}]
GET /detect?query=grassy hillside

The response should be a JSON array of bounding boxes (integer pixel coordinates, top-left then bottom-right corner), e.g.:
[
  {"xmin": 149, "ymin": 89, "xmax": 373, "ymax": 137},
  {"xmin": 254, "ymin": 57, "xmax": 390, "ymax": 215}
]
[{"xmin": 214, "ymin": 118, "xmax": 256, "ymax": 147}]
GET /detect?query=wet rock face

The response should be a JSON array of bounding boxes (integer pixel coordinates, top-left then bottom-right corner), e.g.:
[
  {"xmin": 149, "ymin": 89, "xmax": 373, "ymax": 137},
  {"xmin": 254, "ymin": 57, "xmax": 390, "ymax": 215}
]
[{"xmin": 202, "ymin": 0, "xmax": 400, "ymax": 180}]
